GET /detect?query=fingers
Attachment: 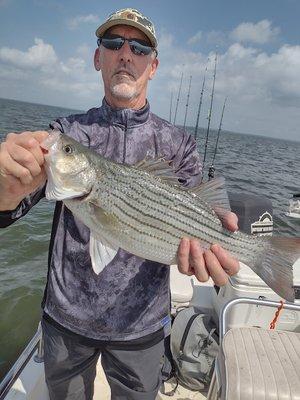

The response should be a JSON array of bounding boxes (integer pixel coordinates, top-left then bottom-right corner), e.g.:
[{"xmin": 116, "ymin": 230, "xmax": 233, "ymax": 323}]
[
  {"xmin": 210, "ymin": 244, "xmax": 239, "ymax": 276},
  {"xmin": 0, "ymin": 148, "xmax": 34, "ymax": 185},
  {"xmin": 6, "ymin": 131, "xmax": 49, "ymax": 144},
  {"xmin": 0, "ymin": 166, "xmax": 46, "ymax": 211},
  {"xmin": 6, "ymin": 131, "xmax": 48, "ymax": 167},
  {"xmin": 0, "ymin": 131, "xmax": 48, "ymax": 209},
  {"xmin": 203, "ymin": 249, "xmax": 230, "ymax": 286},
  {"xmin": 218, "ymin": 210, "xmax": 239, "ymax": 232},
  {"xmin": 225, "ymin": 212, "xmax": 239, "ymax": 231},
  {"xmin": 10, "ymin": 143, "xmax": 42, "ymax": 177},
  {"xmin": 177, "ymin": 238, "xmax": 210, "ymax": 282},
  {"xmin": 189, "ymin": 239, "xmax": 209, "ymax": 282},
  {"xmin": 31, "ymin": 131, "xmax": 49, "ymax": 143},
  {"xmin": 177, "ymin": 238, "xmax": 194, "ymax": 276},
  {"xmin": 177, "ymin": 238, "xmax": 240, "ymax": 287},
  {"xmin": 202, "ymin": 244, "xmax": 239, "ymax": 286},
  {"xmin": 0, "ymin": 131, "xmax": 48, "ymax": 185}
]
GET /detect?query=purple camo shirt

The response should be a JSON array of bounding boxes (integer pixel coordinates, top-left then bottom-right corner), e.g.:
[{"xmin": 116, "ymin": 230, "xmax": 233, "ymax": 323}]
[{"xmin": 0, "ymin": 98, "xmax": 202, "ymax": 340}]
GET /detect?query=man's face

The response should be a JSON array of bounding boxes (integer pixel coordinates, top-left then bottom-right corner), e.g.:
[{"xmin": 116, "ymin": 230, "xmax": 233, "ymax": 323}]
[{"xmin": 94, "ymin": 25, "xmax": 158, "ymax": 108}]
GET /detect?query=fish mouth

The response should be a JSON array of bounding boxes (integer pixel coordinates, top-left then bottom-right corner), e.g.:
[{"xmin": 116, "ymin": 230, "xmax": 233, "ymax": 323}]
[{"xmin": 41, "ymin": 130, "xmax": 61, "ymax": 152}]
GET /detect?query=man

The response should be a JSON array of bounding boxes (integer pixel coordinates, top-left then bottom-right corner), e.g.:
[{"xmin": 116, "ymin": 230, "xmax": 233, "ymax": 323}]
[{"xmin": 0, "ymin": 8, "xmax": 239, "ymax": 400}]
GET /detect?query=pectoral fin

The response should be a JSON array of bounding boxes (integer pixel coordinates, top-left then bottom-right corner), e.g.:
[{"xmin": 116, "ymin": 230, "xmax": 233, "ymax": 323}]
[{"xmin": 89, "ymin": 234, "xmax": 118, "ymax": 275}]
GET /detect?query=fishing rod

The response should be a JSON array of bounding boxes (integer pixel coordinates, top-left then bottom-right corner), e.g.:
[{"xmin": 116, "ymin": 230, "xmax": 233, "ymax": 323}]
[
  {"xmin": 173, "ymin": 69, "xmax": 184, "ymax": 126},
  {"xmin": 208, "ymin": 97, "xmax": 227, "ymax": 180},
  {"xmin": 201, "ymin": 52, "xmax": 217, "ymax": 183},
  {"xmin": 169, "ymin": 91, "xmax": 173, "ymax": 123},
  {"xmin": 194, "ymin": 64, "xmax": 208, "ymax": 141},
  {"xmin": 183, "ymin": 75, "xmax": 192, "ymax": 130}
]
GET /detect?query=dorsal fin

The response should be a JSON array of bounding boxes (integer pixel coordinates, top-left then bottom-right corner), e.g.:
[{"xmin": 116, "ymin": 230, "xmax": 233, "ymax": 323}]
[
  {"xmin": 189, "ymin": 176, "xmax": 231, "ymax": 215},
  {"xmin": 134, "ymin": 157, "xmax": 181, "ymax": 185}
]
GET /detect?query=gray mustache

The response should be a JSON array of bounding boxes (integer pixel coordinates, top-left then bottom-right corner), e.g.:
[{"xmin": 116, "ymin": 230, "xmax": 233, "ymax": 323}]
[{"xmin": 113, "ymin": 67, "xmax": 136, "ymax": 79}]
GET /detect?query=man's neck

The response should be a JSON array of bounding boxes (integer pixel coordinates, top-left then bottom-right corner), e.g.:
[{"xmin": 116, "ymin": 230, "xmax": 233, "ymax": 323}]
[{"xmin": 104, "ymin": 95, "xmax": 146, "ymax": 110}]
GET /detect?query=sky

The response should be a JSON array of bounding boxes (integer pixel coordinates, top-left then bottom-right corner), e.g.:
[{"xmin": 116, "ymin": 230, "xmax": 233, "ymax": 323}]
[{"xmin": 0, "ymin": 0, "xmax": 300, "ymax": 142}]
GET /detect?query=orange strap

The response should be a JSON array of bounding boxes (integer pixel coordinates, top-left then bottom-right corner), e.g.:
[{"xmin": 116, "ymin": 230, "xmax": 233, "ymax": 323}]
[{"xmin": 269, "ymin": 300, "xmax": 284, "ymax": 330}]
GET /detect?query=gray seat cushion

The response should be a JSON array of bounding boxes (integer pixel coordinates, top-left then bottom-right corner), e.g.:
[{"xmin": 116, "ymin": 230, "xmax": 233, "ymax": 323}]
[{"xmin": 218, "ymin": 327, "xmax": 300, "ymax": 399}]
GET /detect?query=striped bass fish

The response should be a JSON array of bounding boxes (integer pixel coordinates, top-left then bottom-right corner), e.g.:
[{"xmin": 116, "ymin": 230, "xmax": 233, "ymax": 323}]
[{"xmin": 42, "ymin": 131, "xmax": 300, "ymax": 302}]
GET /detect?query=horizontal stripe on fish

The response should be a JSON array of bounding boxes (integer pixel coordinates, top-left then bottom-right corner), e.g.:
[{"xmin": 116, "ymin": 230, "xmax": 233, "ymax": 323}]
[{"xmin": 43, "ymin": 132, "xmax": 300, "ymax": 302}]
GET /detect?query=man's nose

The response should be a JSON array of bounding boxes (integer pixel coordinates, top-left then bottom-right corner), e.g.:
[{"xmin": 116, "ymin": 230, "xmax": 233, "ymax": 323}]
[{"xmin": 118, "ymin": 40, "xmax": 133, "ymax": 62}]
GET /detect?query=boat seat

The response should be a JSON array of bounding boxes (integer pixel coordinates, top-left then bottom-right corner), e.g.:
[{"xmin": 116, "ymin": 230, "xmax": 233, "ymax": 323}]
[
  {"xmin": 170, "ymin": 266, "xmax": 214, "ymax": 305},
  {"xmin": 216, "ymin": 327, "xmax": 300, "ymax": 400}
]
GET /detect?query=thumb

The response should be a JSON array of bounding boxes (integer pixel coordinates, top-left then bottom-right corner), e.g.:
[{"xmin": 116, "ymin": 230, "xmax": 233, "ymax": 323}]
[
  {"xmin": 222, "ymin": 211, "xmax": 239, "ymax": 232},
  {"xmin": 25, "ymin": 168, "xmax": 47, "ymax": 194},
  {"xmin": 31, "ymin": 131, "xmax": 50, "ymax": 143}
]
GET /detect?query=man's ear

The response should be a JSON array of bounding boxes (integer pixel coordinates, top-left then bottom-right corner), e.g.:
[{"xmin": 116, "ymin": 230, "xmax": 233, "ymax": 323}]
[
  {"xmin": 148, "ymin": 57, "xmax": 159, "ymax": 80},
  {"xmin": 94, "ymin": 48, "xmax": 101, "ymax": 71}
]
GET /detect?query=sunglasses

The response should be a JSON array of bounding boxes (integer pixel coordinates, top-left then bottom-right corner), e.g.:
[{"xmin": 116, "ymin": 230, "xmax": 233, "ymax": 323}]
[{"xmin": 97, "ymin": 34, "xmax": 157, "ymax": 56}]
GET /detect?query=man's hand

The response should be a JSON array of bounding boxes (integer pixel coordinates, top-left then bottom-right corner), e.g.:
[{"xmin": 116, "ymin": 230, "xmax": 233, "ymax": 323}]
[
  {"xmin": 0, "ymin": 131, "xmax": 49, "ymax": 211},
  {"xmin": 177, "ymin": 211, "xmax": 239, "ymax": 286}
]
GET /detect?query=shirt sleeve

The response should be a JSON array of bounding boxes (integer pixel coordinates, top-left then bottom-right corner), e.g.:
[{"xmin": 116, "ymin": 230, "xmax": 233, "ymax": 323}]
[
  {"xmin": 172, "ymin": 131, "xmax": 203, "ymax": 189},
  {"xmin": 0, "ymin": 185, "xmax": 46, "ymax": 228},
  {"xmin": 49, "ymin": 118, "xmax": 68, "ymax": 133}
]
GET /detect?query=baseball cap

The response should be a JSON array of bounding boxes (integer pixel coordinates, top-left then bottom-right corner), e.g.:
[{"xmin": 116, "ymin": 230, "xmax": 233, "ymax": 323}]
[{"xmin": 95, "ymin": 8, "xmax": 157, "ymax": 48}]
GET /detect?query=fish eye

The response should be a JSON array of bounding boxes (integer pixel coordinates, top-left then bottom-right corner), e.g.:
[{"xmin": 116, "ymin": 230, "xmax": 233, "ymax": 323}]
[{"xmin": 63, "ymin": 144, "xmax": 74, "ymax": 155}]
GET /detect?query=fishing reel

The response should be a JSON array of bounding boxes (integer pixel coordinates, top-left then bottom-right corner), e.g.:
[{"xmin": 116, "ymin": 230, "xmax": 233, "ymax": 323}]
[{"xmin": 208, "ymin": 165, "xmax": 215, "ymax": 180}]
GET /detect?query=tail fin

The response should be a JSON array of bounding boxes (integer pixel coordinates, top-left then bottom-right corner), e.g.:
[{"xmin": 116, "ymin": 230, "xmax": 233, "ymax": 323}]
[{"xmin": 254, "ymin": 237, "xmax": 300, "ymax": 302}]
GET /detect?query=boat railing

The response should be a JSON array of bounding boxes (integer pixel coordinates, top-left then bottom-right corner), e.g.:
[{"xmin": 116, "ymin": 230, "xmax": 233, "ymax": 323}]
[
  {"xmin": 220, "ymin": 297, "xmax": 300, "ymax": 339},
  {"xmin": 0, "ymin": 323, "xmax": 43, "ymax": 399},
  {"xmin": 207, "ymin": 297, "xmax": 300, "ymax": 400}
]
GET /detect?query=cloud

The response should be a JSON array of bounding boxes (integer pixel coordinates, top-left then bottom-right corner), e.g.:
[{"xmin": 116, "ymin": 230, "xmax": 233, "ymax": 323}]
[
  {"xmin": 187, "ymin": 21, "xmax": 280, "ymax": 49},
  {"xmin": 187, "ymin": 31, "xmax": 202, "ymax": 45},
  {"xmin": 0, "ymin": 30, "xmax": 300, "ymax": 141},
  {"xmin": 187, "ymin": 30, "xmax": 228, "ymax": 48},
  {"xmin": 0, "ymin": 38, "xmax": 101, "ymax": 109},
  {"xmin": 214, "ymin": 42, "xmax": 300, "ymax": 104},
  {"xmin": 148, "ymin": 31, "xmax": 300, "ymax": 141},
  {"xmin": 0, "ymin": 38, "xmax": 57, "ymax": 69},
  {"xmin": 0, "ymin": 64, "xmax": 27, "ymax": 80},
  {"xmin": 67, "ymin": 14, "xmax": 100, "ymax": 30},
  {"xmin": 230, "ymin": 20, "xmax": 280, "ymax": 44}
]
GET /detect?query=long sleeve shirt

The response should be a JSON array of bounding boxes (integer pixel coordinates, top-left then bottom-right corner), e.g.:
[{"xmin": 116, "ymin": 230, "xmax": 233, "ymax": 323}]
[{"xmin": 0, "ymin": 98, "xmax": 202, "ymax": 341}]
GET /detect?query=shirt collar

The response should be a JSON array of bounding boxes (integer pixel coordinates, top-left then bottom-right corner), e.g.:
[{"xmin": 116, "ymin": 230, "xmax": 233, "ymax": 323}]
[{"xmin": 101, "ymin": 97, "xmax": 150, "ymax": 127}]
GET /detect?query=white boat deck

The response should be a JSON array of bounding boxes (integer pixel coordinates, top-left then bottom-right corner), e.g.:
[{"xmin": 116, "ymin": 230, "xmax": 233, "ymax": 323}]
[
  {"xmin": 94, "ymin": 363, "xmax": 110, "ymax": 399},
  {"xmin": 4, "ymin": 356, "xmax": 207, "ymax": 399},
  {"xmin": 4, "ymin": 268, "xmax": 212, "ymax": 400},
  {"xmin": 3, "ymin": 262, "xmax": 300, "ymax": 399}
]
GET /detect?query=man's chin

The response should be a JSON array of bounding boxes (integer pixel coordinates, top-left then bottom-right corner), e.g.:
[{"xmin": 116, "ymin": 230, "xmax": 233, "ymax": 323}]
[{"xmin": 111, "ymin": 84, "xmax": 137, "ymax": 100}]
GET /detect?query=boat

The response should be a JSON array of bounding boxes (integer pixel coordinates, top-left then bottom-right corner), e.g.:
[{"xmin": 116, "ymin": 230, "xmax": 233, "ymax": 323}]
[
  {"xmin": 1, "ymin": 193, "xmax": 300, "ymax": 400},
  {"xmin": 1, "ymin": 263, "xmax": 300, "ymax": 399},
  {"xmin": 286, "ymin": 194, "xmax": 300, "ymax": 219}
]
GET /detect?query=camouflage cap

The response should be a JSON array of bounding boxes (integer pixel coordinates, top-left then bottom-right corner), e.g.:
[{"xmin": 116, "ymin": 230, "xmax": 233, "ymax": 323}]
[{"xmin": 95, "ymin": 8, "xmax": 157, "ymax": 48}]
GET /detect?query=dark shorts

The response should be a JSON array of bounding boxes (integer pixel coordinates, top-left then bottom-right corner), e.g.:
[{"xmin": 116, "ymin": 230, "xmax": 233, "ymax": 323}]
[{"xmin": 42, "ymin": 316, "xmax": 165, "ymax": 400}]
